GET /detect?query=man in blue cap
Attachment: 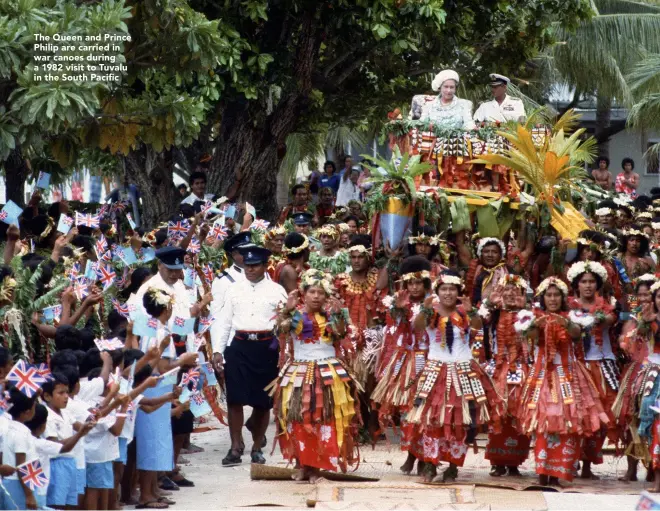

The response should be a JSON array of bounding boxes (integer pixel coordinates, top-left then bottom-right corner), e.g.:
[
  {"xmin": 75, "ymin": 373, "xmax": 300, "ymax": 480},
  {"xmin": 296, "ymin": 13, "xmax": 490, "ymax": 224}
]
[
  {"xmin": 212, "ymin": 245, "xmax": 287, "ymax": 466},
  {"xmin": 209, "ymin": 231, "xmax": 252, "ymax": 348},
  {"xmin": 292, "ymin": 212, "xmax": 320, "ymax": 250}
]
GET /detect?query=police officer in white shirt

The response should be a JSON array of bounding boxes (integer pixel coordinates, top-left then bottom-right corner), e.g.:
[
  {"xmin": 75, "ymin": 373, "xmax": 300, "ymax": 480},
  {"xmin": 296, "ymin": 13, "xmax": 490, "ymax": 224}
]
[
  {"xmin": 473, "ymin": 74, "xmax": 526, "ymax": 123},
  {"xmin": 212, "ymin": 245, "xmax": 287, "ymax": 467},
  {"xmin": 209, "ymin": 231, "xmax": 251, "ymax": 349}
]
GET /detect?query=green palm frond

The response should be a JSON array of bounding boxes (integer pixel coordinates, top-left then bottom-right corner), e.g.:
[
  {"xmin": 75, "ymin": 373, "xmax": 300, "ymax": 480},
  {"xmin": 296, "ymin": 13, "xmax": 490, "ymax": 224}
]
[
  {"xmin": 594, "ymin": 0, "xmax": 660, "ymax": 14},
  {"xmin": 628, "ymin": 53, "xmax": 660, "ymax": 95},
  {"xmin": 628, "ymin": 92, "xmax": 660, "ymax": 129},
  {"xmin": 279, "ymin": 130, "xmax": 325, "ymax": 185}
]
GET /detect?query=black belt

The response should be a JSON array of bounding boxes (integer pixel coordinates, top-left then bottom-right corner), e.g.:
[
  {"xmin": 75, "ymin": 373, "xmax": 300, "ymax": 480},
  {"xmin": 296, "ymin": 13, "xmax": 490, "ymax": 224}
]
[{"xmin": 234, "ymin": 331, "xmax": 274, "ymax": 341}]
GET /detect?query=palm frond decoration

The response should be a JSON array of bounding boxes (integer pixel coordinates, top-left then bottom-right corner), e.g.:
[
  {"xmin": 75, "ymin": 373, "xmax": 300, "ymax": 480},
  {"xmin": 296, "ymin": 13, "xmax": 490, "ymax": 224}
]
[
  {"xmin": 361, "ymin": 145, "xmax": 431, "ymax": 201},
  {"xmin": 473, "ymin": 110, "xmax": 595, "ymax": 204}
]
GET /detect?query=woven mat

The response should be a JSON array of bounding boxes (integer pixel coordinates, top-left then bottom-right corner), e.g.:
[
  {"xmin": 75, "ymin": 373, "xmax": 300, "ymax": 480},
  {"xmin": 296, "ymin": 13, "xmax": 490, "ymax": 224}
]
[{"xmin": 311, "ymin": 481, "xmax": 476, "ymax": 510}]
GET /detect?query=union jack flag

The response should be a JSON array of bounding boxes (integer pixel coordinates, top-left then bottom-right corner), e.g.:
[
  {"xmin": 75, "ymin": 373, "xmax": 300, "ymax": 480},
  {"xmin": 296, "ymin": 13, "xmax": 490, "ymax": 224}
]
[
  {"xmin": 127, "ymin": 399, "xmax": 137, "ymax": 416},
  {"xmin": 17, "ymin": 460, "xmax": 48, "ymax": 491},
  {"xmin": 201, "ymin": 201, "xmax": 213, "ymax": 215},
  {"xmin": 0, "ymin": 211, "xmax": 8, "ymax": 221},
  {"xmin": 147, "ymin": 318, "xmax": 159, "ymax": 330},
  {"xmin": 99, "ymin": 250, "xmax": 113, "ymax": 263},
  {"xmin": 190, "ymin": 391, "xmax": 205, "ymax": 406},
  {"xmin": 97, "ymin": 204, "xmax": 109, "ymax": 217},
  {"xmin": 111, "ymin": 201, "xmax": 129, "ymax": 213},
  {"xmin": 95, "ymin": 234, "xmax": 108, "ymax": 257},
  {"xmin": 167, "ymin": 220, "xmax": 190, "ymax": 239},
  {"xmin": 181, "ymin": 367, "xmax": 200, "ymax": 388},
  {"xmin": 116, "ymin": 267, "xmax": 129, "ymax": 289},
  {"xmin": 194, "ymin": 333, "xmax": 206, "ymax": 350},
  {"xmin": 73, "ymin": 280, "xmax": 89, "ymax": 301},
  {"xmin": 35, "ymin": 363, "xmax": 53, "ymax": 382},
  {"xmin": 6, "ymin": 361, "xmax": 47, "ymax": 398},
  {"xmin": 75, "ymin": 212, "xmax": 100, "ymax": 229},
  {"xmin": 60, "ymin": 215, "xmax": 74, "ymax": 227},
  {"xmin": 202, "ymin": 264, "xmax": 214, "ymax": 286},
  {"xmin": 67, "ymin": 262, "xmax": 81, "ymax": 283},
  {"xmin": 197, "ymin": 315, "xmax": 215, "ymax": 334},
  {"xmin": 96, "ymin": 264, "xmax": 116, "ymax": 290},
  {"xmin": 173, "ymin": 316, "xmax": 185, "ymax": 328},
  {"xmin": 111, "ymin": 298, "xmax": 132, "ymax": 318},
  {"xmin": 187, "ymin": 236, "xmax": 201, "ymax": 254},
  {"xmin": 208, "ymin": 224, "xmax": 229, "ymax": 242},
  {"xmin": 250, "ymin": 219, "xmax": 270, "ymax": 231}
]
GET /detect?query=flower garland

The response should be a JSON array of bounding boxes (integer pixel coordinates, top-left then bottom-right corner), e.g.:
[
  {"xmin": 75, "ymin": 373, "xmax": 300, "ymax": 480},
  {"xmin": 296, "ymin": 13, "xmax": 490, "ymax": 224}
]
[
  {"xmin": 264, "ymin": 225, "xmax": 287, "ymax": 241},
  {"xmin": 568, "ymin": 309, "xmax": 595, "ymax": 329},
  {"xmin": 514, "ymin": 310, "xmax": 535, "ymax": 333},
  {"xmin": 434, "ymin": 273, "xmax": 464, "ymax": 290},
  {"xmin": 347, "ymin": 245, "xmax": 370, "ymax": 255},
  {"xmin": 566, "ymin": 260, "xmax": 608, "ymax": 284},
  {"xmin": 595, "ymin": 207, "xmax": 612, "ymax": 216},
  {"xmin": 623, "ymin": 228, "xmax": 650, "ymax": 239},
  {"xmin": 283, "ymin": 235, "xmax": 310, "ymax": 255},
  {"xmin": 535, "ymin": 276, "xmax": 569, "ymax": 297},
  {"xmin": 651, "ymin": 280, "xmax": 660, "ymax": 294},
  {"xmin": 146, "ymin": 287, "xmax": 174, "ymax": 306},
  {"xmin": 476, "ymin": 237, "xmax": 506, "ymax": 258},
  {"xmin": 315, "ymin": 224, "xmax": 340, "ymax": 239},
  {"xmin": 401, "ymin": 270, "xmax": 431, "ymax": 282}
]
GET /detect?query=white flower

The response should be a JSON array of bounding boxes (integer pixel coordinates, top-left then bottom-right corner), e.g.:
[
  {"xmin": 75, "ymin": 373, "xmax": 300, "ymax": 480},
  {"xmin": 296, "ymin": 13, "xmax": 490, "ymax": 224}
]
[
  {"xmin": 566, "ymin": 261, "xmax": 608, "ymax": 285},
  {"xmin": 651, "ymin": 281, "xmax": 660, "ymax": 294},
  {"xmin": 382, "ymin": 295, "xmax": 395, "ymax": 309},
  {"xmin": 569, "ymin": 310, "xmax": 595, "ymax": 328},
  {"xmin": 320, "ymin": 425, "xmax": 332, "ymax": 442},
  {"xmin": 514, "ymin": 310, "xmax": 535, "ymax": 333},
  {"xmin": 595, "ymin": 207, "xmax": 612, "ymax": 216},
  {"xmin": 478, "ymin": 303, "xmax": 491, "ymax": 319},
  {"xmin": 411, "ymin": 304, "xmax": 422, "ymax": 316}
]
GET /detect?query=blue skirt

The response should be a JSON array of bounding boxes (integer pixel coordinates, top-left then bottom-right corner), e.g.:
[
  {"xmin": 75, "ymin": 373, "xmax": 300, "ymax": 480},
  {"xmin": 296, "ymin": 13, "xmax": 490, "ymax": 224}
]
[
  {"xmin": 135, "ymin": 383, "xmax": 174, "ymax": 471},
  {"xmin": 47, "ymin": 457, "xmax": 78, "ymax": 506},
  {"xmin": 115, "ymin": 437, "xmax": 128, "ymax": 464}
]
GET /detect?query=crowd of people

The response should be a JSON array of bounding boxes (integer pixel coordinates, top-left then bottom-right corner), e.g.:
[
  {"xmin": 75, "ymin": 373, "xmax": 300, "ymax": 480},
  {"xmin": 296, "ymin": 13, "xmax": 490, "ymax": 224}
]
[{"xmin": 0, "ymin": 69, "xmax": 659, "ymax": 510}]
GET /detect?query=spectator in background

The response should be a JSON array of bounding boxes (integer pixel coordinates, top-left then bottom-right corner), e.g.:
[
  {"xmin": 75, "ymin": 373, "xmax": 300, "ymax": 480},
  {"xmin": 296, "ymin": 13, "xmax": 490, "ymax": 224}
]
[
  {"xmin": 319, "ymin": 161, "xmax": 341, "ymax": 195},
  {"xmin": 177, "ymin": 184, "xmax": 188, "ymax": 198},
  {"xmin": 615, "ymin": 157, "xmax": 639, "ymax": 197},
  {"xmin": 181, "ymin": 171, "xmax": 214, "ymax": 205},
  {"xmin": 308, "ymin": 165, "xmax": 321, "ymax": 202},
  {"xmin": 314, "ymin": 187, "xmax": 336, "ymax": 226},
  {"xmin": 278, "ymin": 184, "xmax": 311, "ymax": 224},
  {"xmin": 358, "ymin": 160, "xmax": 373, "ymax": 199},
  {"xmin": 106, "ymin": 177, "xmax": 141, "ymax": 227},
  {"xmin": 339, "ymin": 155, "xmax": 353, "ymax": 178},
  {"xmin": 591, "ymin": 156, "xmax": 612, "ymax": 191},
  {"xmin": 336, "ymin": 168, "xmax": 361, "ymax": 207}
]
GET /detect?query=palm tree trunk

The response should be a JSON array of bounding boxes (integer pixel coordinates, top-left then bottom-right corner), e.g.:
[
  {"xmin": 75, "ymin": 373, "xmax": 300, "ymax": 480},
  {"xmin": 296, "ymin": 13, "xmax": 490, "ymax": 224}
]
[
  {"xmin": 4, "ymin": 148, "xmax": 30, "ymax": 207},
  {"xmin": 594, "ymin": 96, "xmax": 612, "ymax": 159}
]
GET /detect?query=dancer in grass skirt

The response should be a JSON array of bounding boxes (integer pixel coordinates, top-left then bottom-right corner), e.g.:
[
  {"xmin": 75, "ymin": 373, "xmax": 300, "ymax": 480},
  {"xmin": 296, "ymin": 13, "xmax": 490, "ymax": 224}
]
[
  {"xmin": 371, "ymin": 256, "xmax": 432, "ymax": 475},
  {"xmin": 516, "ymin": 277, "xmax": 610, "ymax": 486},
  {"xmin": 479, "ymin": 274, "xmax": 531, "ymax": 477},
  {"xmin": 269, "ymin": 269, "xmax": 361, "ymax": 482},
  {"xmin": 404, "ymin": 270, "xmax": 505, "ymax": 482}
]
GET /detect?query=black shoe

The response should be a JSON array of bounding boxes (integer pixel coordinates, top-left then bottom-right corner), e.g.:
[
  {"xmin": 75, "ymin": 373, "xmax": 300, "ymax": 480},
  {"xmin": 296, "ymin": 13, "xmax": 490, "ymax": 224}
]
[
  {"xmin": 159, "ymin": 476, "xmax": 180, "ymax": 491},
  {"xmin": 250, "ymin": 450, "xmax": 266, "ymax": 464},
  {"xmin": 172, "ymin": 476, "xmax": 195, "ymax": 487},
  {"xmin": 222, "ymin": 448, "xmax": 242, "ymax": 466}
]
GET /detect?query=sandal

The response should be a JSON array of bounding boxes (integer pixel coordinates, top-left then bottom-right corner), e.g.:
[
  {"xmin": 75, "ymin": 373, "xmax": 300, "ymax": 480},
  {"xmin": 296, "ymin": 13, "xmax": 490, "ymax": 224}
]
[
  {"xmin": 158, "ymin": 497, "xmax": 176, "ymax": 505},
  {"xmin": 136, "ymin": 501, "xmax": 168, "ymax": 509},
  {"xmin": 222, "ymin": 448, "xmax": 242, "ymax": 466}
]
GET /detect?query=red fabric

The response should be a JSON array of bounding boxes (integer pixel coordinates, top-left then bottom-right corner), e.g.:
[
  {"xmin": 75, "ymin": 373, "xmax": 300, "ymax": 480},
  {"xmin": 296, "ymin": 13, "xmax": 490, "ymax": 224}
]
[
  {"xmin": 485, "ymin": 419, "xmax": 531, "ymax": 466},
  {"xmin": 534, "ymin": 433, "xmax": 580, "ymax": 481},
  {"xmin": 280, "ymin": 422, "xmax": 343, "ymax": 472},
  {"xmin": 651, "ymin": 418, "xmax": 660, "ymax": 467},
  {"xmin": 402, "ymin": 424, "xmax": 469, "ymax": 466},
  {"xmin": 580, "ymin": 430, "xmax": 605, "ymax": 464}
]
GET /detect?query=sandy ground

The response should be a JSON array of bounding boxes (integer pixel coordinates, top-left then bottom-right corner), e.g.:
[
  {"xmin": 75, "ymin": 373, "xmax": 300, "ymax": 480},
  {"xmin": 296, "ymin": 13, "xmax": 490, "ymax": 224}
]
[{"xmin": 128, "ymin": 413, "xmax": 644, "ymax": 510}]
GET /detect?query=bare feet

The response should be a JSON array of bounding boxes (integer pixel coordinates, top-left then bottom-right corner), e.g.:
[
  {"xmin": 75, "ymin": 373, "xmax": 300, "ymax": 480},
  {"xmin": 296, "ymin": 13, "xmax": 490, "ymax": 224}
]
[
  {"xmin": 489, "ymin": 465, "xmax": 506, "ymax": 477},
  {"xmin": 618, "ymin": 472, "xmax": 638, "ymax": 482},
  {"xmin": 400, "ymin": 453, "xmax": 416, "ymax": 475},
  {"xmin": 423, "ymin": 463, "xmax": 437, "ymax": 483},
  {"xmin": 292, "ymin": 466, "xmax": 321, "ymax": 483},
  {"xmin": 292, "ymin": 468, "xmax": 309, "ymax": 481}
]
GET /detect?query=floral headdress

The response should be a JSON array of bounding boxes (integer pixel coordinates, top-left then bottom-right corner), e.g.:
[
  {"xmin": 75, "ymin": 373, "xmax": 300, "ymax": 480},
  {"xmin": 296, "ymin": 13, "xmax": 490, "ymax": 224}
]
[
  {"xmin": 145, "ymin": 287, "xmax": 175, "ymax": 307},
  {"xmin": 595, "ymin": 207, "xmax": 613, "ymax": 216},
  {"xmin": 434, "ymin": 273, "xmax": 464, "ymax": 290},
  {"xmin": 651, "ymin": 280, "xmax": 660, "ymax": 294},
  {"xmin": 476, "ymin": 237, "xmax": 506, "ymax": 258},
  {"xmin": 316, "ymin": 225, "xmax": 339, "ymax": 239},
  {"xmin": 623, "ymin": 228, "xmax": 650, "ymax": 239},
  {"xmin": 497, "ymin": 273, "xmax": 528, "ymax": 290},
  {"xmin": 401, "ymin": 270, "xmax": 431, "ymax": 282},
  {"xmin": 652, "ymin": 222, "xmax": 660, "ymax": 230},
  {"xmin": 535, "ymin": 276, "xmax": 569, "ymax": 297},
  {"xmin": 408, "ymin": 233, "xmax": 438, "ymax": 245},
  {"xmin": 264, "ymin": 225, "xmax": 287, "ymax": 241},
  {"xmin": 635, "ymin": 273, "xmax": 656, "ymax": 287},
  {"xmin": 337, "ymin": 223, "xmax": 351, "ymax": 234},
  {"xmin": 299, "ymin": 269, "xmax": 334, "ymax": 295},
  {"xmin": 283, "ymin": 235, "xmax": 310, "ymax": 255},
  {"xmin": 566, "ymin": 260, "xmax": 608, "ymax": 284},
  {"xmin": 637, "ymin": 212, "xmax": 653, "ymax": 221},
  {"xmin": 347, "ymin": 244, "xmax": 370, "ymax": 255},
  {"xmin": 576, "ymin": 237, "xmax": 606, "ymax": 253}
]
